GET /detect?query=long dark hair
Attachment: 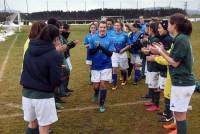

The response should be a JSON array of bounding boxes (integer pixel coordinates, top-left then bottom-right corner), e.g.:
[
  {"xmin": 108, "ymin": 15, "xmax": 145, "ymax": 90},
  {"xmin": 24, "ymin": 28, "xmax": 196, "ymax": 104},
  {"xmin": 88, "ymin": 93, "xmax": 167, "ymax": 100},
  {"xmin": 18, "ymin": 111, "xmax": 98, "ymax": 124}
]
[
  {"xmin": 132, "ymin": 23, "xmax": 141, "ymax": 29},
  {"xmin": 37, "ymin": 24, "xmax": 60, "ymax": 43},
  {"xmin": 28, "ymin": 21, "xmax": 46, "ymax": 39},
  {"xmin": 169, "ymin": 13, "xmax": 192, "ymax": 36},
  {"xmin": 149, "ymin": 22, "xmax": 159, "ymax": 37}
]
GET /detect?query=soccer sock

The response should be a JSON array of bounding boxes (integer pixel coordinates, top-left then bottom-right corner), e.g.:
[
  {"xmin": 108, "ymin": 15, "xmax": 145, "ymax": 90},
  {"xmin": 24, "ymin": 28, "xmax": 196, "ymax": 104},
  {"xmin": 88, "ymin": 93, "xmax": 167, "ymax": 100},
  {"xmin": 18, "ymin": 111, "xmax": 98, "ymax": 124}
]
[
  {"xmin": 120, "ymin": 70, "xmax": 123, "ymax": 78},
  {"xmin": 127, "ymin": 58, "xmax": 133, "ymax": 77},
  {"xmin": 151, "ymin": 90, "xmax": 155, "ymax": 103},
  {"xmin": 89, "ymin": 70, "xmax": 91, "ymax": 82},
  {"xmin": 121, "ymin": 70, "xmax": 127, "ymax": 82},
  {"xmin": 94, "ymin": 89, "xmax": 99, "ymax": 97},
  {"xmin": 112, "ymin": 74, "xmax": 117, "ymax": 86},
  {"xmin": 176, "ymin": 120, "xmax": 187, "ymax": 134},
  {"xmin": 65, "ymin": 76, "xmax": 69, "ymax": 91},
  {"xmin": 148, "ymin": 88, "xmax": 153, "ymax": 98},
  {"xmin": 134, "ymin": 69, "xmax": 141, "ymax": 82},
  {"xmin": 25, "ymin": 127, "xmax": 39, "ymax": 134},
  {"xmin": 154, "ymin": 91, "xmax": 160, "ymax": 107},
  {"xmin": 164, "ymin": 98, "xmax": 172, "ymax": 118},
  {"xmin": 99, "ymin": 89, "xmax": 107, "ymax": 107},
  {"xmin": 141, "ymin": 59, "xmax": 146, "ymax": 77}
]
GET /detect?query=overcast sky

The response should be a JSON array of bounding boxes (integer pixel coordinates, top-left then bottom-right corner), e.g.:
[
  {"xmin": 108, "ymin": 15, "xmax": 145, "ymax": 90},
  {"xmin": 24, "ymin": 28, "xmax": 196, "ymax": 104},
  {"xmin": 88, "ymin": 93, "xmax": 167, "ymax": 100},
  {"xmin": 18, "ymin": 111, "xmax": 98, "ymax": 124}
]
[{"xmin": 1, "ymin": 0, "xmax": 200, "ymax": 13}]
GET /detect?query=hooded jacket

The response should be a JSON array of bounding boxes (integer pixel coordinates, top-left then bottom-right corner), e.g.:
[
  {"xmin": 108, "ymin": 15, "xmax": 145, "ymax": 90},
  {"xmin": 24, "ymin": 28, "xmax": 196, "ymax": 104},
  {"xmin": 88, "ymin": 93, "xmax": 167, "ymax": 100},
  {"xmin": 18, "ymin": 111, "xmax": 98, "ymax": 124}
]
[{"xmin": 20, "ymin": 39, "xmax": 63, "ymax": 93}]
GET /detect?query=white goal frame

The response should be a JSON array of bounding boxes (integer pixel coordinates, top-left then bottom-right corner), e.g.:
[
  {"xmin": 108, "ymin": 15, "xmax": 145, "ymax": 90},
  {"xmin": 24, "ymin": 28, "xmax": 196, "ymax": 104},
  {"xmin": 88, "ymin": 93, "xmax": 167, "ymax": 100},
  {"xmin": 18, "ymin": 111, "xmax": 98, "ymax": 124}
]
[{"xmin": 101, "ymin": 16, "xmax": 124, "ymax": 23}]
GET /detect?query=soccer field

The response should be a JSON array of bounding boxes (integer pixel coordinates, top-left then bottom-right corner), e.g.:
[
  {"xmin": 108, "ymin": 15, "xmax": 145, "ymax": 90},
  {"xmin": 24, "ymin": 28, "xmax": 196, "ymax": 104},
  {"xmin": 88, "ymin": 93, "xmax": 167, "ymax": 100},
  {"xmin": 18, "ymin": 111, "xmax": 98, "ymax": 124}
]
[{"xmin": 0, "ymin": 24, "xmax": 199, "ymax": 134}]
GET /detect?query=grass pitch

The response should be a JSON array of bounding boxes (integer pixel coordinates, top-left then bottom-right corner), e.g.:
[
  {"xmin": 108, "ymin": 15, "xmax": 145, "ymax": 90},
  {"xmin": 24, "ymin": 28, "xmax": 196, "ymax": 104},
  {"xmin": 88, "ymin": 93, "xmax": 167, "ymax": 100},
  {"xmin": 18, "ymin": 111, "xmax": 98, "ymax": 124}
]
[{"xmin": 0, "ymin": 24, "xmax": 199, "ymax": 134}]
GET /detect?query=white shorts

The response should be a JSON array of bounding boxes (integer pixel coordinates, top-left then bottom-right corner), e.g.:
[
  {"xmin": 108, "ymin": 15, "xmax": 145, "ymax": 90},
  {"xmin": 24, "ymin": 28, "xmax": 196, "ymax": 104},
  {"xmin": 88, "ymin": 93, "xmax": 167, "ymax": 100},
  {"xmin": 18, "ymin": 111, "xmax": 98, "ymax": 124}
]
[
  {"xmin": 159, "ymin": 75, "xmax": 166, "ymax": 90},
  {"xmin": 66, "ymin": 57, "xmax": 72, "ymax": 71},
  {"xmin": 22, "ymin": 97, "xmax": 58, "ymax": 126},
  {"xmin": 170, "ymin": 85, "xmax": 195, "ymax": 112},
  {"xmin": 145, "ymin": 71, "xmax": 150, "ymax": 85},
  {"xmin": 91, "ymin": 69, "xmax": 112, "ymax": 83},
  {"xmin": 130, "ymin": 54, "xmax": 142, "ymax": 65},
  {"xmin": 111, "ymin": 52, "xmax": 129, "ymax": 69},
  {"xmin": 86, "ymin": 60, "xmax": 92, "ymax": 65},
  {"xmin": 148, "ymin": 72, "xmax": 159, "ymax": 88}
]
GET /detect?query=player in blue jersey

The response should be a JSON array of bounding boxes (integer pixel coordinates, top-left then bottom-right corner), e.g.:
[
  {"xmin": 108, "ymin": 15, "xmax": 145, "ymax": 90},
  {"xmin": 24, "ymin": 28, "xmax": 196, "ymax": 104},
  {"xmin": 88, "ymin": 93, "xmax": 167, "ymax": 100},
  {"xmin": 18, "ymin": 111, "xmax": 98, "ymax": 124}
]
[
  {"xmin": 111, "ymin": 21, "xmax": 131, "ymax": 90},
  {"xmin": 89, "ymin": 21, "xmax": 114, "ymax": 112},
  {"xmin": 106, "ymin": 18, "xmax": 115, "ymax": 35},
  {"xmin": 84, "ymin": 23, "xmax": 97, "ymax": 84},
  {"xmin": 139, "ymin": 16, "xmax": 146, "ymax": 34},
  {"xmin": 129, "ymin": 23, "xmax": 144, "ymax": 85}
]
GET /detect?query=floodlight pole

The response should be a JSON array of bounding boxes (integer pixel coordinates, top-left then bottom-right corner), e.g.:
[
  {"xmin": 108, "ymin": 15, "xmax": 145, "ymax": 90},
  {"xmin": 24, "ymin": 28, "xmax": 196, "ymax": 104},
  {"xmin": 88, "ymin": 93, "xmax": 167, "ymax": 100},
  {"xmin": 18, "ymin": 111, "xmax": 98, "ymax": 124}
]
[
  {"xmin": 4, "ymin": 0, "xmax": 6, "ymax": 12},
  {"xmin": 47, "ymin": 0, "xmax": 49, "ymax": 12},
  {"xmin": 169, "ymin": 0, "xmax": 172, "ymax": 8},
  {"xmin": 102, "ymin": 0, "xmax": 104, "ymax": 15},
  {"xmin": 120, "ymin": 0, "xmax": 122, "ymax": 15},
  {"xmin": 66, "ymin": 0, "xmax": 69, "ymax": 11},
  {"xmin": 84, "ymin": 0, "xmax": 87, "ymax": 19},
  {"xmin": 26, "ymin": 0, "xmax": 29, "ymax": 13},
  {"xmin": 184, "ymin": 0, "xmax": 188, "ymax": 12},
  {"xmin": 47, "ymin": 0, "xmax": 49, "ymax": 18},
  {"xmin": 25, "ymin": 0, "xmax": 29, "ymax": 25}
]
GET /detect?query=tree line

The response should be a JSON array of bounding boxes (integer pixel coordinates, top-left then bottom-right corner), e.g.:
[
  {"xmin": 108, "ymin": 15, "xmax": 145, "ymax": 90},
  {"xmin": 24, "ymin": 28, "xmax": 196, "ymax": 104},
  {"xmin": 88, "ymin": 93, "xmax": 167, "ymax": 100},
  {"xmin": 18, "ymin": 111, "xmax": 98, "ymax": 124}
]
[{"xmin": 0, "ymin": 8, "xmax": 186, "ymax": 22}]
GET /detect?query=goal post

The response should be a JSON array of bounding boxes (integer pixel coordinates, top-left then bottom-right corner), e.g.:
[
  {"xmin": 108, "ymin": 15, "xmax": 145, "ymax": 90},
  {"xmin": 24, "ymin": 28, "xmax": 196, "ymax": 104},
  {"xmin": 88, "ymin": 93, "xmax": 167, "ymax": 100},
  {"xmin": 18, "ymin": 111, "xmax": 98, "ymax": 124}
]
[{"xmin": 101, "ymin": 16, "xmax": 124, "ymax": 23}]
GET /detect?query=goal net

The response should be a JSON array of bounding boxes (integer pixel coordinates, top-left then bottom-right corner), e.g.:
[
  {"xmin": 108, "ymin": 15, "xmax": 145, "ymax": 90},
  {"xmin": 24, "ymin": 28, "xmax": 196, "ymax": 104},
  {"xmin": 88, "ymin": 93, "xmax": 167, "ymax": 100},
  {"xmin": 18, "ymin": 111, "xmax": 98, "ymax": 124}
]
[{"xmin": 0, "ymin": 12, "xmax": 22, "ymax": 42}]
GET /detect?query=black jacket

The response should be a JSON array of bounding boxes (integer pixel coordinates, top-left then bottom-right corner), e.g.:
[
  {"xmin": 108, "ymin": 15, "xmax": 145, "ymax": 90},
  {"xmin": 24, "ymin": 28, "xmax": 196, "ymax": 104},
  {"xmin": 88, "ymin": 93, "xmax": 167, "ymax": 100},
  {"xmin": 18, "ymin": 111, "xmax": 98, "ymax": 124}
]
[
  {"xmin": 20, "ymin": 39, "xmax": 63, "ymax": 93},
  {"xmin": 158, "ymin": 34, "xmax": 173, "ymax": 77}
]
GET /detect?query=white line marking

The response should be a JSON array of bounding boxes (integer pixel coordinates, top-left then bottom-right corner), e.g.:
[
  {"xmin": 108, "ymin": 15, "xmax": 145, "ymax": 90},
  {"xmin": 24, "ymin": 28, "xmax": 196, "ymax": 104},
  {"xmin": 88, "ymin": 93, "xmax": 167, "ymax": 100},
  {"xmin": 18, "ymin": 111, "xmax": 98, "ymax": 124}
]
[
  {"xmin": 0, "ymin": 35, "xmax": 18, "ymax": 81},
  {"xmin": 0, "ymin": 100, "xmax": 146, "ymax": 119},
  {"xmin": 61, "ymin": 101, "xmax": 145, "ymax": 112},
  {"xmin": 0, "ymin": 113, "xmax": 23, "ymax": 119}
]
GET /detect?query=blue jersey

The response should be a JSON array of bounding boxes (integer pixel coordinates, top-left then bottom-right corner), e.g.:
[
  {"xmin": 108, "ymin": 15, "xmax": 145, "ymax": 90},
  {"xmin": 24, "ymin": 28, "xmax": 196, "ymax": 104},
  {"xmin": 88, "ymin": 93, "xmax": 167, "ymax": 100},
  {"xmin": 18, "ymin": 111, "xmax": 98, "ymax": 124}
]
[
  {"xmin": 140, "ymin": 23, "xmax": 146, "ymax": 34},
  {"xmin": 96, "ymin": 29, "xmax": 99, "ymax": 35},
  {"xmin": 107, "ymin": 26, "xmax": 115, "ymax": 36},
  {"xmin": 129, "ymin": 31, "xmax": 143, "ymax": 54},
  {"xmin": 84, "ymin": 33, "xmax": 95, "ymax": 61},
  {"xmin": 111, "ymin": 31, "xmax": 131, "ymax": 53},
  {"xmin": 89, "ymin": 34, "xmax": 114, "ymax": 70}
]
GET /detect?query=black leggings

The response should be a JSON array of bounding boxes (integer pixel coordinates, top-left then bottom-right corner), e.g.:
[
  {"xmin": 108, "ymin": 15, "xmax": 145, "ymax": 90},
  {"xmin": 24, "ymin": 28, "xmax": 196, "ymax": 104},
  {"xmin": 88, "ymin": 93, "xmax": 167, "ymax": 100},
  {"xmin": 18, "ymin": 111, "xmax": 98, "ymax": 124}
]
[{"xmin": 127, "ymin": 58, "xmax": 133, "ymax": 77}]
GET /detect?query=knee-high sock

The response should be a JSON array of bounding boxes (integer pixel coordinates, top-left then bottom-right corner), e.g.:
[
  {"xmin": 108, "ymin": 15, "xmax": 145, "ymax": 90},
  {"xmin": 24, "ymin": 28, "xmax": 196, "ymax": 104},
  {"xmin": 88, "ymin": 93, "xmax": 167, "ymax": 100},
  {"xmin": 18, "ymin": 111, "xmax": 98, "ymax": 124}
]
[
  {"xmin": 141, "ymin": 59, "xmax": 146, "ymax": 76},
  {"xmin": 127, "ymin": 58, "xmax": 133, "ymax": 77},
  {"xmin": 99, "ymin": 89, "xmax": 107, "ymax": 107},
  {"xmin": 94, "ymin": 88, "xmax": 99, "ymax": 97},
  {"xmin": 121, "ymin": 70, "xmax": 127, "ymax": 82},
  {"xmin": 120, "ymin": 70, "xmax": 123, "ymax": 78},
  {"xmin": 134, "ymin": 69, "xmax": 141, "ymax": 82},
  {"xmin": 112, "ymin": 74, "xmax": 117, "ymax": 86},
  {"xmin": 25, "ymin": 127, "xmax": 39, "ymax": 134},
  {"xmin": 148, "ymin": 88, "xmax": 153, "ymax": 98},
  {"xmin": 176, "ymin": 120, "xmax": 187, "ymax": 134},
  {"xmin": 89, "ymin": 70, "xmax": 91, "ymax": 81},
  {"xmin": 164, "ymin": 98, "xmax": 172, "ymax": 118},
  {"xmin": 63, "ymin": 76, "xmax": 69, "ymax": 93},
  {"xmin": 154, "ymin": 91, "xmax": 160, "ymax": 107},
  {"xmin": 151, "ymin": 89, "xmax": 155, "ymax": 103}
]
